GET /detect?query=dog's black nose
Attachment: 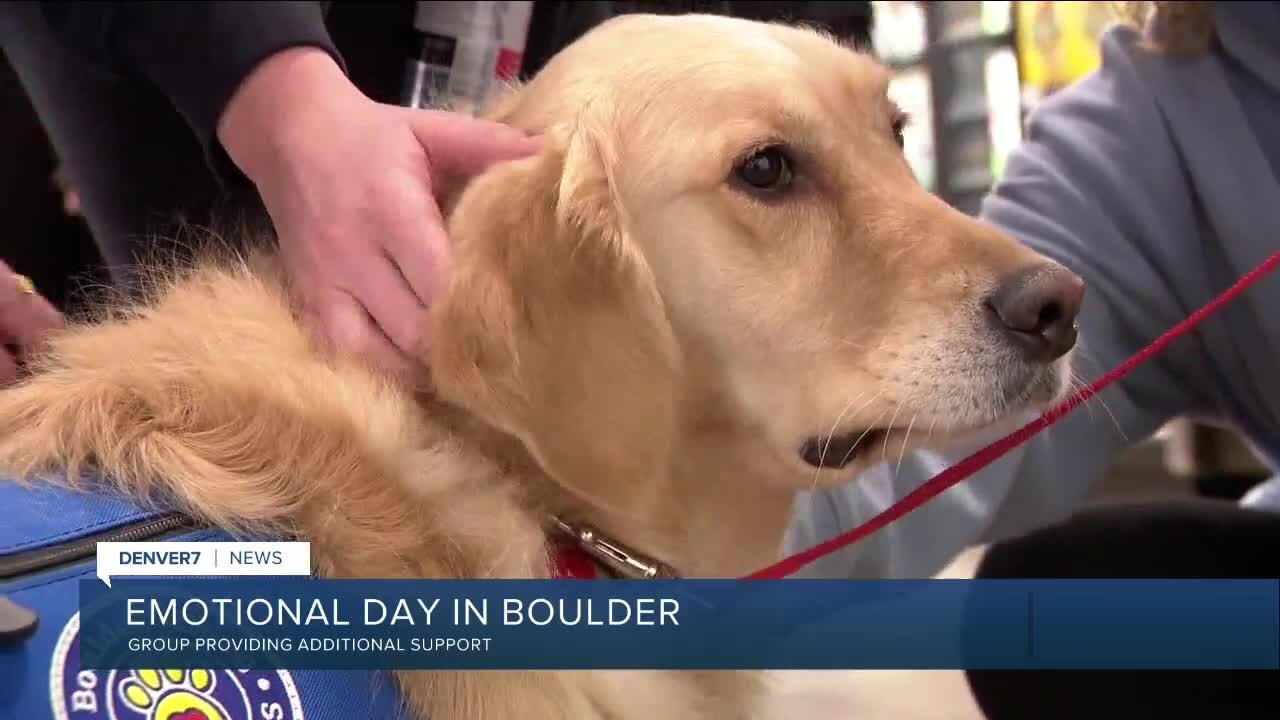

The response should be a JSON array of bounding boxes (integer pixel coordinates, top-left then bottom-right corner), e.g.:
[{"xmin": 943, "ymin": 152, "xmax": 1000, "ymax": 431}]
[{"xmin": 985, "ymin": 264, "xmax": 1084, "ymax": 363}]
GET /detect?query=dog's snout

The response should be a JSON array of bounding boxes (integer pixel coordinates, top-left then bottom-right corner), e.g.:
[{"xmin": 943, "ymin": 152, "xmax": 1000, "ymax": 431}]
[{"xmin": 984, "ymin": 264, "xmax": 1084, "ymax": 362}]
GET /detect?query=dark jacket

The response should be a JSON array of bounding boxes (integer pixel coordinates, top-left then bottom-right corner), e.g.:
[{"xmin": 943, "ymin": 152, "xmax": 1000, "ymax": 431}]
[{"xmin": 0, "ymin": 0, "xmax": 869, "ymax": 287}]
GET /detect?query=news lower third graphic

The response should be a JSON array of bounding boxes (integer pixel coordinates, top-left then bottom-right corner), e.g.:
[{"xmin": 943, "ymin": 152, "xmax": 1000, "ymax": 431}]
[{"xmin": 86, "ymin": 542, "xmax": 1280, "ymax": 672}]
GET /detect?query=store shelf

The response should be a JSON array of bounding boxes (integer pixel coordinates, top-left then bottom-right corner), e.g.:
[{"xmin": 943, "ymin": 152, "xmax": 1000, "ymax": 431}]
[
  {"xmin": 936, "ymin": 29, "xmax": 1015, "ymax": 52},
  {"xmin": 873, "ymin": 1, "xmax": 1019, "ymax": 214},
  {"xmin": 882, "ymin": 29, "xmax": 1014, "ymax": 71},
  {"xmin": 950, "ymin": 166, "xmax": 996, "ymax": 194},
  {"xmin": 884, "ymin": 54, "xmax": 925, "ymax": 71},
  {"xmin": 945, "ymin": 101, "xmax": 989, "ymax": 126}
]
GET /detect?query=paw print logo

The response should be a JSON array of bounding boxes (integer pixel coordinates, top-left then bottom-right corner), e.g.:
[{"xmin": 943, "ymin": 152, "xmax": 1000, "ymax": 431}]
[
  {"xmin": 51, "ymin": 614, "xmax": 307, "ymax": 720},
  {"xmin": 117, "ymin": 669, "xmax": 231, "ymax": 720}
]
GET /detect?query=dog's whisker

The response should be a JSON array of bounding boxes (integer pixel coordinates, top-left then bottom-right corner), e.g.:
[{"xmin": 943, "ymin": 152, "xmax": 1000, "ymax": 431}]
[
  {"xmin": 819, "ymin": 392, "xmax": 868, "ymax": 471},
  {"xmin": 810, "ymin": 390, "xmax": 884, "ymax": 492},
  {"xmin": 1066, "ymin": 365, "xmax": 1092, "ymax": 406},
  {"xmin": 880, "ymin": 399, "xmax": 906, "ymax": 465},
  {"xmin": 1069, "ymin": 350, "xmax": 1105, "ymax": 402},
  {"xmin": 1067, "ymin": 368, "xmax": 1098, "ymax": 420},
  {"xmin": 895, "ymin": 412, "xmax": 919, "ymax": 475},
  {"xmin": 819, "ymin": 331, "xmax": 896, "ymax": 356},
  {"xmin": 1070, "ymin": 366, "xmax": 1127, "ymax": 440},
  {"xmin": 835, "ymin": 406, "xmax": 893, "ymax": 471},
  {"xmin": 819, "ymin": 336, "xmax": 871, "ymax": 353},
  {"xmin": 812, "ymin": 393, "xmax": 864, "ymax": 490}
]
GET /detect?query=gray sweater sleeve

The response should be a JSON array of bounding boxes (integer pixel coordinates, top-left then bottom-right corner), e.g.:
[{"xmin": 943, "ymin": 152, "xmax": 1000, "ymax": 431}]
[{"xmin": 784, "ymin": 26, "xmax": 1212, "ymax": 579}]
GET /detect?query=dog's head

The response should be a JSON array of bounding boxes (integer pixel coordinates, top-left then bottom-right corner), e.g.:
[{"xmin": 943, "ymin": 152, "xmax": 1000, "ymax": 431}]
[{"xmin": 429, "ymin": 15, "xmax": 1081, "ymax": 511}]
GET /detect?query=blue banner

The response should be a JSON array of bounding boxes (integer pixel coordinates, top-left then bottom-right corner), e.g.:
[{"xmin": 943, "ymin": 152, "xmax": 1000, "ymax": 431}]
[{"xmin": 77, "ymin": 578, "xmax": 1279, "ymax": 671}]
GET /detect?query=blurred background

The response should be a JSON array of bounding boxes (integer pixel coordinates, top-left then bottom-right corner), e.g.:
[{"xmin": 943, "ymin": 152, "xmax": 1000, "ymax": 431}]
[
  {"xmin": 0, "ymin": 0, "xmax": 1270, "ymax": 505},
  {"xmin": 869, "ymin": 0, "xmax": 1271, "ymax": 507}
]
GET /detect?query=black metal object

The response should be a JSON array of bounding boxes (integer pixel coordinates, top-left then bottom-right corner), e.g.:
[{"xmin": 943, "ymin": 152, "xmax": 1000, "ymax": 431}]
[{"xmin": 920, "ymin": 1, "xmax": 1015, "ymax": 215}]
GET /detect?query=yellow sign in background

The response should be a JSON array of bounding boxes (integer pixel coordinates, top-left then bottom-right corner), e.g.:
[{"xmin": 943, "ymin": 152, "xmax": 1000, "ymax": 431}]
[{"xmin": 1016, "ymin": 1, "xmax": 1117, "ymax": 93}]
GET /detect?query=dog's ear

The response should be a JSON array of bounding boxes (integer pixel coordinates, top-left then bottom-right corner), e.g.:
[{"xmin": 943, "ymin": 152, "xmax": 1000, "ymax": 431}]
[{"xmin": 429, "ymin": 117, "xmax": 680, "ymax": 519}]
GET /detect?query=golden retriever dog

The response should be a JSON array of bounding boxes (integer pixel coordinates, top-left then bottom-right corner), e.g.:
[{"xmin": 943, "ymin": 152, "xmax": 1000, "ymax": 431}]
[{"xmin": 0, "ymin": 13, "xmax": 1083, "ymax": 720}]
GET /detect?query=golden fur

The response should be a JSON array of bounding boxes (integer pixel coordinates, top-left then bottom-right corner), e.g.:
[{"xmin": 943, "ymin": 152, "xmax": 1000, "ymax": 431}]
[{"xmin": 0, "ymin": 14, "xmax": 1078, "ymax": 719}]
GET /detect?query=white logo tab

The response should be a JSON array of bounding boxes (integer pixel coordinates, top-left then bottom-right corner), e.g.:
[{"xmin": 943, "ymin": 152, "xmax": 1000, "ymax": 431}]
[{"xmin": 96, "ymin": 541, "xmax": 311, "ymax": 587}]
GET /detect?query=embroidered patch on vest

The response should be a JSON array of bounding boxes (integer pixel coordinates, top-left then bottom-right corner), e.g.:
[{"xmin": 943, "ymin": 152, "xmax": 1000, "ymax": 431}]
[{"xmin": 50, "ymin": 612, "xmax": 305, "ymax": 720}]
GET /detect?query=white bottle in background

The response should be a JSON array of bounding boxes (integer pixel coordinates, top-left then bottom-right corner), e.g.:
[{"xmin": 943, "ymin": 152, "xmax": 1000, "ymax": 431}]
[{"xmin": 401, "ymin": 1, "xmax": 535, "ymax": 116}]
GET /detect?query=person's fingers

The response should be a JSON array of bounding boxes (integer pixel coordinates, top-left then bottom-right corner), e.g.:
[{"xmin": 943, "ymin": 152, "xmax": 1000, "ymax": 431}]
[
  {"xmin": 0, "ymin": 347, "xmax": 16, "ymax": 387},
  {"xmin": 0, "ymin": 271, "xmax": 64, "ymax": 356},
  {"xmin": 311, "ymin": 290, "xmax": 419, "ymax": 381},
  {"xmin": 408, "ymin": 110, "xmax": 541, "ymax": 179},
  {"xmin": 398, "ymin": 112, "xmax": 530, "ymax": 313},
  {"xmin": 64, "ymin": 189, "xmax": 81, "ymax": 216},
  {"xmin": 346, "ymin": 249, "xmax": 432, "ymax": 357},
  {"xmin": 382, "ymin": 199, "xmax": 452, "ymax": 319},
  {"xmin": 20, "ymin": 295, "xmax": 63, "ymax": 354}
]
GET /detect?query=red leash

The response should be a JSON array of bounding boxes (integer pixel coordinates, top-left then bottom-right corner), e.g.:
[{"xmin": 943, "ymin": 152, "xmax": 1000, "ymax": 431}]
[{"xmin": 747, "ymin": 248, "xmax": 1280, "ymax": 580}]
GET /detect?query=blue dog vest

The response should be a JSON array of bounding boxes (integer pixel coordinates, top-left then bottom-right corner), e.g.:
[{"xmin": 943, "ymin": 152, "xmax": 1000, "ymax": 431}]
[{"xmin": 0, "ymin": 480, "xmax": 410, "ymax": 720}]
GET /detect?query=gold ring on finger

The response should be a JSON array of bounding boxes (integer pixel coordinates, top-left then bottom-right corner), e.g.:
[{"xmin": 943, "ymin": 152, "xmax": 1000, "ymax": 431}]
[{"xmin": 14, "ymin": 274, "xmax": 35, "ymax": 296}]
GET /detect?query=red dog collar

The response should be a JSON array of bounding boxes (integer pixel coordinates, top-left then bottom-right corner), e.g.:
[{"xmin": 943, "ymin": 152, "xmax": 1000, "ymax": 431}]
[
  {"xmin": 551, "ymin": 543, "xmax": 600, "ymax": 579},
  {"xmin": 547, "ymin": 516, "xmax": 677, "ymax": 580}
]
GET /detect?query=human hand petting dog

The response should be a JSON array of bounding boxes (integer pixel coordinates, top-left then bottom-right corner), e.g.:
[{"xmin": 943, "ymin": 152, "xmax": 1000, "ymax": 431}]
[
  {"xmin": 217, "ymin": 47, "xmax": 540, "ymax": 382},
  {"xmin": 0, "ymin": 261, "xmax": 64, "ymax": 386}
]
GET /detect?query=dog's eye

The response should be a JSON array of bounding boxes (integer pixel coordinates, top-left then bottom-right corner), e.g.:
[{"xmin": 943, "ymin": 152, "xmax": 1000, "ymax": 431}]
[
  {"xmin": 735, "ymin": 146, "xmax": 794, "ymax": 192},
  {"xmin": 891, "ymin": 111, "xmax": 910, "ymax": 149}
]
